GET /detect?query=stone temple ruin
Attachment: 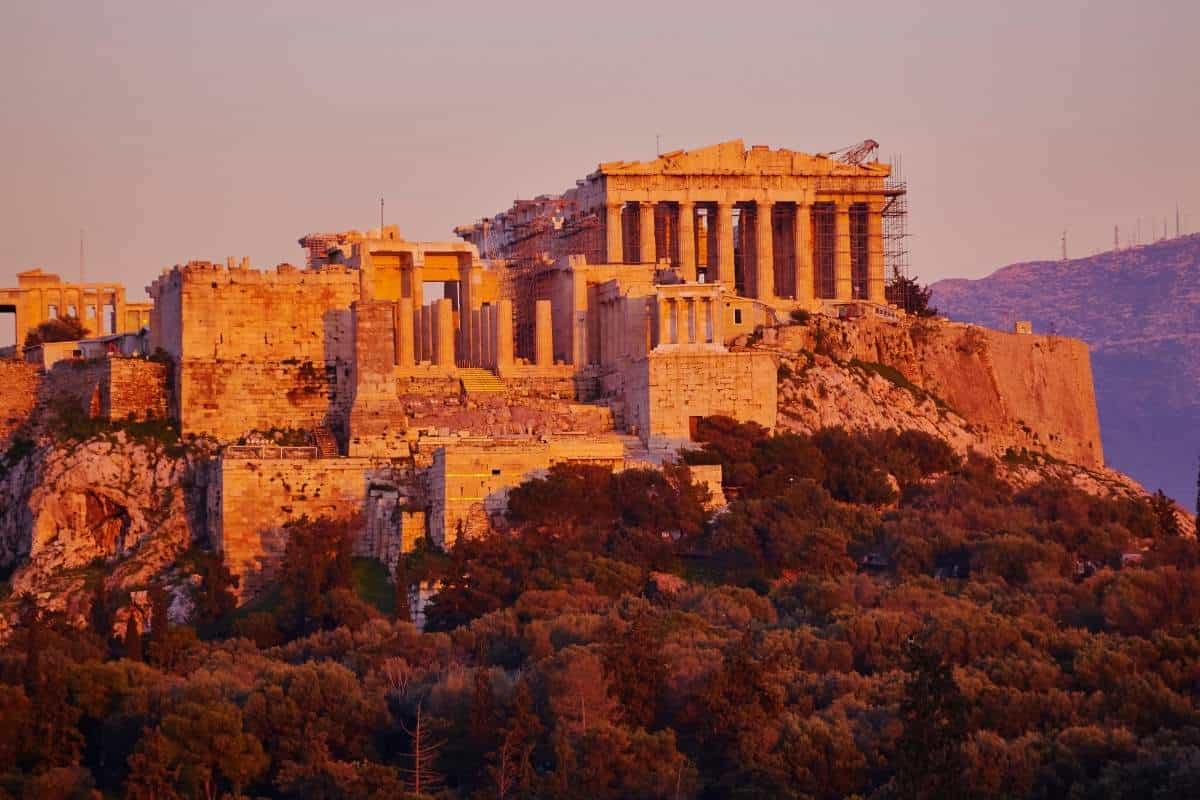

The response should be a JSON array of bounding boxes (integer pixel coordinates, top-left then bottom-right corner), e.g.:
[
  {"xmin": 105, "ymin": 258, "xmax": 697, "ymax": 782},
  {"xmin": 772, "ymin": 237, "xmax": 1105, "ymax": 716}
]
[
  {"xmin": 2, "ymin": 140, "xmax": 940, "ymax": 599},
  {"xmin": 154, "ymin": 138, "xmax": 904, "ymax": 595}
]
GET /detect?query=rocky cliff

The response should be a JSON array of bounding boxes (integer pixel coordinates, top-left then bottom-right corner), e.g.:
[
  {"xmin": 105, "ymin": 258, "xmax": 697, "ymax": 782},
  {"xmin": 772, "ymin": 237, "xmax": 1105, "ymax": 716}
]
[
  {"xmin": 0, "ymin": 430, "xmax": 211, "ymax": 630},
  {"xmin": 756, "ymin": 314, "xmax": 1104, "ymax": 469},
  {"xmin": 931, "ymin": 233, "xmax": 1200, "ymax": 503}
]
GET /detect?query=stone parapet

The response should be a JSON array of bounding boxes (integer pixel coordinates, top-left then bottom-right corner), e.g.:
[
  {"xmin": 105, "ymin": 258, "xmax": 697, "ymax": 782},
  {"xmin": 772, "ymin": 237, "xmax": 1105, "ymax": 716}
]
[{"xmin": 0, "ymin": 361, "xmax": 41, "ymax": 445}]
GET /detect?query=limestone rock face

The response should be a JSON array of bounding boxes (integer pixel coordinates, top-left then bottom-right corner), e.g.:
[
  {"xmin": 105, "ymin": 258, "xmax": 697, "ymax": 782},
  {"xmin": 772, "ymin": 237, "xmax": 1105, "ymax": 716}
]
[
  {"xmin": 771, "ymin": 315, "xmax": 1104, "ymax": 468},
  {"xmin": 0, "ymin": 432, "xmax": 208, "ymax": 626}
]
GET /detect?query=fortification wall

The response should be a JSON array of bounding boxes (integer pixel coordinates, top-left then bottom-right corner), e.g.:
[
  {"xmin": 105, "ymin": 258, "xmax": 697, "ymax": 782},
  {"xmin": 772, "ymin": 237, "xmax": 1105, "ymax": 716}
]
[
  {"xmin": 625, "ymin": 351, "xmax": 778, "ymax": 444},
  {"xmin": 42, "ymin": 359, "xmax": 169, "ymax": 422},
  {"xmin": 777, "ymin": 316, "xmax": 1105, "ymax": 467},
  {"xmin": 177, "ymin": 360, "xmax": 344, "ymax": 442},
  {"xmin": 149, "ymin": 263, "xmax": 360, "ymax": 440},
  {"xmin": 0, "ymin": 362, "xmax": 41, "ymax": 445},
  {"xmin": 210, "ymin": 455, "xmax": 373, "ymax": 599}
]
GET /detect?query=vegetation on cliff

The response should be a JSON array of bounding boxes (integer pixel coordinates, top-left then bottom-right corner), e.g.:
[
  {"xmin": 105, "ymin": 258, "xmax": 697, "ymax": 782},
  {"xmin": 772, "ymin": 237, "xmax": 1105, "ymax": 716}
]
[{"xmin": 2, "ymin": 421, "xmax": 1199, "ymax": 798}]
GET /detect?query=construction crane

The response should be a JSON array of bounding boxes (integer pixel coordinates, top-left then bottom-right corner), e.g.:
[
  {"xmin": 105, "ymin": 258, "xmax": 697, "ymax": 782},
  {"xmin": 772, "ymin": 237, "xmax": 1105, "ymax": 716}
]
[{"xmin": 825, "ymin": 139, "xmax": 880, "ymax": 166}]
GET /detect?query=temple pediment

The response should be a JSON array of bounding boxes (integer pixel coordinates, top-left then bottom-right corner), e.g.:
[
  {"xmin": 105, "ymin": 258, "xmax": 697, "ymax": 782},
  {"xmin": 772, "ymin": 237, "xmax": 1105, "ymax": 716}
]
[{"xmin": 594, "ymin": 139, "xmax": 889, "ymax": 178}]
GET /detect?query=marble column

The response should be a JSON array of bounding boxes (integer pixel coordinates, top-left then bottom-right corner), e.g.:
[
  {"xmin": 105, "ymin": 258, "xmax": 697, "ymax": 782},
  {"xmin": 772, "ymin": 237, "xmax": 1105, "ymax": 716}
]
[
  {"xmin": 709, "ymin": 296, "xmax": 725, "ymax": 345},
  {"xmin": 835, "ymin": 202, "xmax": 852, "ymax": 301},
  {"xmin": 433, "ymin": 298, "xmax": 455, "ymax": 367},
  {"xmin": 638, "ymin": 201, "xmax": 656, "ymax": 264},
  {"xmin": 755, "ymin": 201, "xmax": 774, "ymax": 301},
  {"xmin": 867, "ymin": 202, "xmax": 886, "ymax": 303},
  {"xmin": 396, "ymin": 297, "xmax": 415, "ymax": 367},
  {"xmin": 605, "ymin": 202, "xmax": 624, "ymax": 264},
  {"xmin": 716, "ymin": 202, "xmax": 735, "ymax": 286},
  {"xmin": 677, "ymin": 202, "xmax": 697, "ymax": 281},
  {"xmin": 496, "ymin": 298, "xmax": 514, "ymax": 370},
  {"xmin": 535, "ymin": 299, "xmax": 552, "ymax": 367},
  {"xmin": 656, "ymin": 298, "xmax": 670, "ymax": 349},
  {"xmin": 794, "ymin": 203, "xmax": 815, "ymax": 307},
  {"xmin": 696, "ymin": 296, "xmax": 709, "ymax": 344}
]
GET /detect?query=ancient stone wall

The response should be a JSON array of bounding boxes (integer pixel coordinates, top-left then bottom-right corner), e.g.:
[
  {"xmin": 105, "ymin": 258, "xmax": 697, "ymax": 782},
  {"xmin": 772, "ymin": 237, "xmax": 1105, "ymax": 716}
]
[
  {"xmin": 428, "ymin": 436, "xmax": 625, "ymax": 548},
  {"xmin": 209, "ymin": 454, "xmax": 374, "ymax": 599},
  {"xmin": 177, "ymin": 360, "xmax": 344, "ymax": 442},
  {"xmin": 42, "ymin": 359, "xmax": 169, "ymax": 422},
  {"xmin": 0, "ymin": 362, "xmax": 41, "ymax": 445},
  {"xmin": 624, "ymin": 351, "xmax": 778, "ymax": 445},
  {"xmin": 148, "ymin": 263, "xmax": 360, "ymax": 440}
]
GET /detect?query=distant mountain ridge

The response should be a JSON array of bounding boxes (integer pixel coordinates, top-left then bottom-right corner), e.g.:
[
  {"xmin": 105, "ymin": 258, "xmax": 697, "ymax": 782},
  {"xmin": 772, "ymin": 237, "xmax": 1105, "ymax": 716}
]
[{"xmin": 932, "ymin": 233, "xmax": 1200, "ymax": 504}]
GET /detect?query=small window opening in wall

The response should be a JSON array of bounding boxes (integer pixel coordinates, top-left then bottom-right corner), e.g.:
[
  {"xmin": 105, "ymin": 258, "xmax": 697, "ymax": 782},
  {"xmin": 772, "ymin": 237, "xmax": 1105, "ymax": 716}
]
[
  {"xmin": 733, "ymin": 309, "xmax": 742, "ymax": 324},
  {"xmin": 48, "ymin": 304, "xmax": 58, "ymax": 319},
  {"xmin": 67, "ymin": 304, "xmax": 77, "ymax": 318},
  {"xmin": 491, "ymin": 468, "xmax": 501, "ymax": 476},
  {"xmin": 86, "ymin": 305, "xmax": 96, "ymax": 320}
]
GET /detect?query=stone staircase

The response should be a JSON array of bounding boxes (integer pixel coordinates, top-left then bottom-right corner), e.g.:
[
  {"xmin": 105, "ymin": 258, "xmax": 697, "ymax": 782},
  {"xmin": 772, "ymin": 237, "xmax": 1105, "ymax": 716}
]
[
  {"xmin": 459, "ymin": 368, "xmax": 505, "ymax": 395},
  {"xmin": 617, "ymin": 433, "xmax": 656, "ymax": 469},
  {"xmin": 312, "ymin": 424, "xmax": 340, "ymax": 458}
]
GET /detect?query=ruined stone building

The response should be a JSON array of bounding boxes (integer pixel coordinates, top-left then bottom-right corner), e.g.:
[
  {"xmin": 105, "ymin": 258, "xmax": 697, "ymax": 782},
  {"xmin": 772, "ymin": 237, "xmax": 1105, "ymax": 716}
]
[
  {"xmin": 130, "ymin": 140, "xmax": 917, "ymax": 596},
  {"xmin": 0, "ymin": 268, "xmax": 152, "ymax": 352}
]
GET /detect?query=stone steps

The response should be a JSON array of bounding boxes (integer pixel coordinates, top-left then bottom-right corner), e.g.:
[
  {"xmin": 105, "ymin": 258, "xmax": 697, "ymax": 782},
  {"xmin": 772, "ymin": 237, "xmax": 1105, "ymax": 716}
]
[
  {"xmin": 459, "ymin": 368, "xmax": 505, "ymax": 395},
  {"xmin": 312, "ymin": 424, "xmax": 340, "ymax": 458}
]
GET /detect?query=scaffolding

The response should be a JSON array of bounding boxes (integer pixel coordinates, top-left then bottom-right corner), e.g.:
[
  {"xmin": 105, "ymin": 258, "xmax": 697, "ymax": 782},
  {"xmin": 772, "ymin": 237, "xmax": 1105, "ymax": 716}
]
[{"xmin": 882, "ymin": 155, "xmax": 910, "ymax": 283}]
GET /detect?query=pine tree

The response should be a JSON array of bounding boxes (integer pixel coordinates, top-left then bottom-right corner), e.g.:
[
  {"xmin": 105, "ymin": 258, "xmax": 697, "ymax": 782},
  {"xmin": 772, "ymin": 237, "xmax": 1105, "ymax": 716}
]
[
  {"xmin": 146, "ymin": 584, "xmax": 171, "ymax": 666},
  {"xmin": 19, "ymin": 594, "xmax": 42, "ymax": 693},
  {"xmin": 400, "ymin": 702, "xmax": 445, "ymax": 796},
  {"xmin": 1151, "ymin": 489, "xmax": 1181, "ymax": 538},
  {"xmin": 123, "ymin": 613, "xmax": 143, "ymax": 662},
  {"xmin": 487, "ymin": 680, "xmax": 543, "ymax": 799},
  {"xmin": 88, "ymin": 579, "xmax": 112, "ymax": 648},
  {"xmin": 194, "ymin": 554, "xmax": 238, "ymax": 633},
  {"xmin": 892, "ymin": 633, "xmax": 967, "ymax": 800},
  {"xmin": 393, "ymin": 563, "xmax": 412, "ymax": 624}
]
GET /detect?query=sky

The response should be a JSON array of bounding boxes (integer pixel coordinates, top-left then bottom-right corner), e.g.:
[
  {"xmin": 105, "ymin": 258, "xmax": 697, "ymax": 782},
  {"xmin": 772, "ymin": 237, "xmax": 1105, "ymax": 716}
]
[{"xmin": 1, "ymin": 0, "xmax": 1197, "ymax": 342}]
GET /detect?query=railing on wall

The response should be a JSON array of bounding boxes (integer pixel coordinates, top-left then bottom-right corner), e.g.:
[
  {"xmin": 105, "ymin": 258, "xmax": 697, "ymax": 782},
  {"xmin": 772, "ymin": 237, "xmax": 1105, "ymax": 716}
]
[{"xmin": 224, "ymin": 445, "xmax": 320, "ymax": 460}]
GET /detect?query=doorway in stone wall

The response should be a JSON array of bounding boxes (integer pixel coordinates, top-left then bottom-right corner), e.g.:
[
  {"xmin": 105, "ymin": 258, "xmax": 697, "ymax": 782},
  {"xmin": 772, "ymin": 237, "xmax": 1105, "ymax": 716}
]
[{"xmin": 0, "ymin": 304, "xmax": 15, "ymax": 355}]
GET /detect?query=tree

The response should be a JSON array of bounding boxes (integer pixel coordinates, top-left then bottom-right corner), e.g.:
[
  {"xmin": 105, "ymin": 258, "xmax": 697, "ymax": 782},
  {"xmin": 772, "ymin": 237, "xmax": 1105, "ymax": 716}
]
[
  {"xmin": 885, "ymin": 265, "xmax": 937, "ymax": 317},
  {"xmin": 156, "ymin": 700, "xmax": 268, "ymax": 800},
  {"xmin": 1151, "ymin": 489, "xmax": 1181, "ymax": 538},
  {"xmin": 192, "ymin": 552, "xmax": 238, "ymax": 634},
  {"xmin": 24, "ymin": 315, "xmax": 88, "ymax": 347},
  {"xmin": 88, "ymin": 579, "xmax": 112, "ymax": 648},
  {"xmin": 399, "ymin": 702, "xmax": 445, "ymax": 796},
  {"xmin": 486, "ymin": 681, "xmax": 543, "ymax": 799},
  {"xmin": 123, "ymin": 612, "xmax": 143, "ymax": 662},
  {"xmin": 394, "ymin": 562, "xmax": 412, "ymax": 624},
  {"xmin": 146, "ymin": 583, "xmax": 170, "ymax": 665},
  {"xmin": 892, "ymin": 633, "xmax": 968, "ymax": 800}
]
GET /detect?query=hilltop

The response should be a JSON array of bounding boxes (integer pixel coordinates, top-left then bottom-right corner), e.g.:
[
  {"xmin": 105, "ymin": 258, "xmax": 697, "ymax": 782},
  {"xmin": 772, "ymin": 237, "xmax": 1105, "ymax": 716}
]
[{"xmin": 932, "ymin": 233, "xmax": 1200, "ymax": 504}]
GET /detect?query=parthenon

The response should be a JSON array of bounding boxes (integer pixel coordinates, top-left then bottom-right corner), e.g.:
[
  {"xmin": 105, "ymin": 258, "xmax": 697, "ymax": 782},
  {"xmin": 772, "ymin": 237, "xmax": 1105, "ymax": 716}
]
[{"xmin": 454, "ymin": 139, "xmax": 897, "ymax": 308}]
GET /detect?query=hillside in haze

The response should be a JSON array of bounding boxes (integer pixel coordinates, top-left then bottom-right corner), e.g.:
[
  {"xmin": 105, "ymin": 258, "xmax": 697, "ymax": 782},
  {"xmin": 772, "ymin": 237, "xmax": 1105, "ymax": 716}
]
[{"xmin": 932, "ymin": 233, "xmax": 1200, "ymax": 504}]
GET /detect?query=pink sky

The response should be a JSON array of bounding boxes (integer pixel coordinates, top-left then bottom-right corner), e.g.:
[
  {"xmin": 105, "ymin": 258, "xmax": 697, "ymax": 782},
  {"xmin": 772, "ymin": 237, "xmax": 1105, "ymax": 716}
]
[{"xmin": 1, "ymin": 0, "xmax": 1197, "ymax": 345}]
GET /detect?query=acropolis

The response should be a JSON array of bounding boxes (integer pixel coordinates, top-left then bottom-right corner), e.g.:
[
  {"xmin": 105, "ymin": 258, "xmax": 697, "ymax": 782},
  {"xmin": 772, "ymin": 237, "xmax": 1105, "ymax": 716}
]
[{"xmin": 0, "ymin": 139, "xmax": 1102, "ymax": 600}]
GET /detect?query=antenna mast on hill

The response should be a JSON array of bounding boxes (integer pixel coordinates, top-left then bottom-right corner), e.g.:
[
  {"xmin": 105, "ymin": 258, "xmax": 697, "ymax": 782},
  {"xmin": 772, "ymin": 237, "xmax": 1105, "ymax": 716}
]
[
  {"xmin": 380, "ymin": 197, "xmax": 384, "ymax": 232},
  {"xmin": 1176, "ymin": 206, "xmax": 1181, "ymax": 238},
  {"xmin": 79, "ymin": 229, "xmax": 85, "ymax": 283},
  {"xmin": 1061, "ymin": 231, "xmax": 1068, "ymax": 263},
  {"xmin": 1113, "ymin": 225, "xmax": 1119, "ymax": 253}
]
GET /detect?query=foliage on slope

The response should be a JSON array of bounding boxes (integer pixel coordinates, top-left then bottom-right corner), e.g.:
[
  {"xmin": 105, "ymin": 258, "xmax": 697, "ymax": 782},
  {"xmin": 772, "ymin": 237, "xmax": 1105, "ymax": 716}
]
[{"xmin": 3, "ymin": 421, "xmax": 1199, "ymax": 798}]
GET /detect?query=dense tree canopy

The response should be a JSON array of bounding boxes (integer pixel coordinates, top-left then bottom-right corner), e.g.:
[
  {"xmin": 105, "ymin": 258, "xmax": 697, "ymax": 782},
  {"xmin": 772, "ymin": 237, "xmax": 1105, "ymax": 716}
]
[{"xmin": 2, "ymin": 422, "xmax": 1197, "ymax": 798}]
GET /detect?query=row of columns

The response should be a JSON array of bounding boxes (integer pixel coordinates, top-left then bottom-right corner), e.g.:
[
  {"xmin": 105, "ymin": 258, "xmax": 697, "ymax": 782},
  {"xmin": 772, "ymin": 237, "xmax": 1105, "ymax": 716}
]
[
  {"xmin": 396, "ymin": 297, "xmax": 456, "ymax": 368},
  {"xmin": 655, "ymin": 296, "xmax": 723, "ymax": 349},
  {"xmin": 604, "ymin": 199, "xmax": 885, "ymax": 305},
  {"xmin": 393, "ymin": 296, "xmax": 546, "ymax": 371}
]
